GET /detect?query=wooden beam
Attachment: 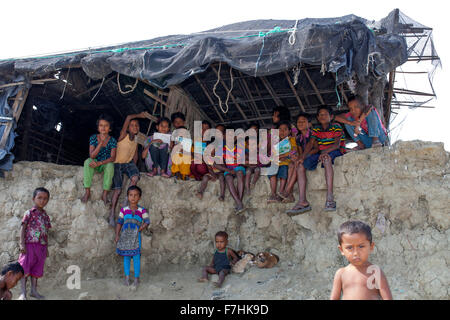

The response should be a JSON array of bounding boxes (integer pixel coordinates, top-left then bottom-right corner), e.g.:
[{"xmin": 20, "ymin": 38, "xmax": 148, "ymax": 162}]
[
  {"xmin": 174, "ymin": 86, "xmax": 216, "ymax": 126},
  {"xmin": 0, "ymin": 79, "xmax": 58, "ymax": 90},
  {"xmin": 284, "ymin": 71, "xmax": 306, "ymax": 112},
  {"xmin": 0, "ymin": 87, "xmax": 30, "ymax": 149},
  {"xmin": 211, "ymin": 65, "xmax": 248, "ymax": 121},
  {"xmin": 143, "ymin": 88, "xmax": 168, "ymax": 106},
  {"xmin": 250, "ymin": 78, "xmax": 269, "ymax": 115},
  {"xmin": 303, "ymin": 68, "xmax": 325, "ymax": 105},
  {"xmin": 237, "ymin": 71, "xmax": 263, "ymax": 125},
  {"xmin": 194, "ymin": 74, "xmax": 225, "ymax": 123},
  {"xmin": 385, "ymin": 70, "xmax": 396, "ymax": 127},
  {"xmin": 260, "ymin": 76, "xmax": 283, "ymax": 106}
]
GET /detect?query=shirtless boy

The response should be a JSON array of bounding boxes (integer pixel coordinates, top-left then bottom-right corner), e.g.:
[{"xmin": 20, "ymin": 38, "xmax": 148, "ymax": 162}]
[{"xmin": 330, "ymin": 221, "xmax": 392, "ymax": 300}]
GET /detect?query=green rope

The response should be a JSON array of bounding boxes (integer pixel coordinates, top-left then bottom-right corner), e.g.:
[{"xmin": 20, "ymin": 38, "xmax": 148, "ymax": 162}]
[
  {"xmin": 335, "ymin": 73, "xmax": 342, "ymax": 109},
  {"xmin": 0, "ymin": 27, "xmax": 295, "ymax": 62}
]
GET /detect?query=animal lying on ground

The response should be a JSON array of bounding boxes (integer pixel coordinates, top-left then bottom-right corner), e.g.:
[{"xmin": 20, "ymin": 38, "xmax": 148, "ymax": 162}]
[
  {"xmin": 255, "ymin": 252, "xmax": 279, "ymax": 268},
  {"xmin": 232, "ymin": 253, "xmax": 255, "ymax": 273}
]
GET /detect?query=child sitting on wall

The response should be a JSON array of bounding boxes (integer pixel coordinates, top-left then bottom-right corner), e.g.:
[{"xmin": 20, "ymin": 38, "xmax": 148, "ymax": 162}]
[
  {"xmin": 244, "ymin": 123, "xmax": 261, "ymax": 196},
  {"xmin": 286, "ymin": 105, "xmax": 345, "ymax": 215},
  {"xmin": 115, "ymin": 186, "xmax": 150, "ymax": 288},
  {"xmin": 198, "ymin": 231, "xmax": 238, "ymax": 288},
  {"xmin": 330, "ymin": 221, "xmax": 392, "ymax": 300},
  {"xmin": 142, "ymin": 117, "xmax": 172, "ymax": 178},
  {"xmin": 267, "ymin": 121, "xmax": 299, "ymax": 203},
  {"xmin": 334, "ymin": 95, "xmax": 387, "ymax": 150},
  {"xmin": 171, "ymin": 126, "xmax": 192, "ymax": 181},
  {"xmin": 82, "ymin": 114, "xmax": 117, "ymax": 204}
]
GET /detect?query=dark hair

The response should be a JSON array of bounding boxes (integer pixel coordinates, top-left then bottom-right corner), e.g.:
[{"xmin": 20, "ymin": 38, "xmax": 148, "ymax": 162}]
[
  {"xmin": 127, "ymin": 185, "xmax": 142, "ymax": 197},
  {"xmin": 273, "ymin": 107, "xmax": 291, "ymax": 122},
  {"xmin": 247, "ymin": 123, "xmax": 260, "ymax": 131},
  {"xmin": 171, "ymin": 112, "xmax": 186, "ymax": 123},
  {"xmin": 157, "ymin": 117, "xmax": 171, "ymax": 127},
  {"xmin": 96, "ymin": 114, "xmax": 114, "ymax": 129},
  {"xmin": 316, "ymin": 105, "xmax": 334, "ymax": 117},
  {"xmin": 33, "ymin": 187, "xmax": 50, "ymax": 199},
  {"xmin": 215, "ymin": 231, "xmax": 228, "ymax": 240},
  {"xmin": 202, "ymin": 120, "xmax": 212, "ymax": 129},
  {"xmin": 347, "ymin": 95, "xmax": 366, "ymax": 111},
  {"xmin": 276, "ymin": 120, "xmax": 291, "ymax": 130},
  {"xmin": 1, "ymin": 262, "xmax": 24, "ymax": 276},
  {"xmin": 296, "ymin": 112, "xmax": 311, "ymax": 123},
  {"xmin": 338, "ymin": 221, "xmax": 372, "ymax": 244}
]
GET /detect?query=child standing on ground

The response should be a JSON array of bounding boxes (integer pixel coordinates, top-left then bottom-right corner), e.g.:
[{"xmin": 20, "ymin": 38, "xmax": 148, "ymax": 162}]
[
  {"xmin": 82, "ymin": 114, "xmax": 117, "ymax": 204},
  {"xmin": 198, "ymin": 231, "xmax": 238, "ymax": 288},
  {"xmin": 330, "ymin": 221, "xmax": 392, "ymax": 300},
  {"xmin": 0, "ymin": 262, "xmax": 24, "ymax": 300},
  {"xmin": 142, "ymin": 117, "xmax": 172, "ymax": 178},
  {"xmin": 18, "ymin": 187, "xmax": 52, "ymax": 300},
  {"xmin": 115, "ymin": 186, "xmax": 150, "ymax": 288}
]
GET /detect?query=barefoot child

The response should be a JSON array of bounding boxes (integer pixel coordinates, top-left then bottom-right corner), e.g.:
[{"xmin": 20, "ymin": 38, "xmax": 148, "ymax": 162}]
[
  {"xmin": 109, "ymin": 112, "xmax": 150, "ymax": 227},
  {"xmin": 198, "ymin": 231, "xmax": 238, "ymax": 288},
  {"xmin": 0, "ymin": 262, "xmax": 24, "ymax": 300},
  {"xmin": 142, "ymin": 117, "xmax": 172, "ymax": 178},
  {"xmin": 18, "ymin": 187, "xmax": 51, "ymax": 300},
  {"xmin": 244, "ymin": 123, "xmax": 261, "ymax": 196},
  {"xmin": 330, "ymin": 221, "xmax": 392, "ymax": 300},
  {"xmin": 82, "ymin": 114, "xmax": 117, "ymax": 204},
  {"xmin": 115, "ymin": 186, "xmax": 150, "ymax": 288},
  {"xmin": 267, "ymin": 121, "xmax": 299, "ymax": 203}
]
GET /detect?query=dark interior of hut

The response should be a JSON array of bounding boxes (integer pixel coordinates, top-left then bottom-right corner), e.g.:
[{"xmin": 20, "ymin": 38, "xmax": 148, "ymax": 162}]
[{"xmin": 10, "ymin": 62, "xmax": 392, "ymax": 169}]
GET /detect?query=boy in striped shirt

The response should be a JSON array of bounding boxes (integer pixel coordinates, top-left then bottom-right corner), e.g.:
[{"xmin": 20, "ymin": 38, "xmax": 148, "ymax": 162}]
[{"xmin": 286, "ymin": 105, "xmax": 344, "ymax": 215}]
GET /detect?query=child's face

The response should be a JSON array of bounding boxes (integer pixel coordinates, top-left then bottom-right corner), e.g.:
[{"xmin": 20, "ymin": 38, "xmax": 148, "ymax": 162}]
[
  {"xmin": 202, "ymin": 123, "xmax": 211, "ymax": 136},
  {"xmin": 173, "ymin": 117, "xmax": 185, "ymax": 129},
  {"xmin": 272, "ymin": 111, "xmax": 280, "ymax": 124},
  {"xmin": 348, "ymin": 100, "xmax": 363, "ymax": 119},
  {"xmin": 4, "ymin": 271, "xmax": 23, "ymax": 289},
  {"xmin": 296, "ymin": 116, "xmax": 309, "ymax": 132},
  {"xmin": 98, "ymin": 119, "xmax": 111, "ymax": 135},
  {"xmin": 128, "ymin": 120, "xmax": 140, "ymax": 135},
  {"xmin": 338, "ymin": 232, "xmax": 374, "ymax": 267},
  {"xmin": 278, "ymin": 124, "xmax": 290, "ymax": 140},
  {"xmin": 127, "ymin": 189, "xmax": 141, "ymax": 207},
  {"xmin": 215, "ymin": 125, "xmax": 225, "ymax": 136},
  {"xmin": 317, "ymin": 109, "xmax": 332, "ymax": 126},
  {"xmin": 158, "ymin": 121, "xmax": 170, "ymax": 134},
  {"xmin": 33, "ymin": 191, "xmax": 49, "ymax": 210},
  {"xmin": 215, "ymin": 236, "xmax": 228, "ymax": 251}
]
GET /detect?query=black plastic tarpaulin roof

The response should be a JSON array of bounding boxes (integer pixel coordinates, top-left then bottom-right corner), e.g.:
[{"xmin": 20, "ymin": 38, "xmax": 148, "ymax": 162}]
[{"xmin": 0, "ymin": 10, "xmax": 409, "ymax": 88}]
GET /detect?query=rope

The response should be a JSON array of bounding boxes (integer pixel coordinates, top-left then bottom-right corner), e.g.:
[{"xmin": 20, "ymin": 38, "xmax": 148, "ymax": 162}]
[
  {"xmin": 59, "ymin": 66, "xmax": 71, "ymax": 100},
  {"xmin": 89, "ymin": 77, "xmax": 105, "ymax": 103},
  {"xmin": 335, "ymin": 73, "xmax": 342, "ymax": 109},
  {"xmin": 212, "ymin": 62, "xmax": 229, "ymax": 114},
  {"xmin": 288, "ymin": 20, "xmax": 299, "ymax": 45},
  {"xmin": 225, "ymin": 66, "xmax": 234, "ymax": 113},
  {"xmin": 117, "ymin": 73, "xmax": 138, "ymax": 95}
]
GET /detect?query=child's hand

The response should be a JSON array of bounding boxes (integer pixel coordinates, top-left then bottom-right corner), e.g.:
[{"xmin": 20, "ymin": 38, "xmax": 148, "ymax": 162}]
[
  {"xmin": 98, "ymin": 136, "xmax": 108, "ymax": 147},
  {"xmin": 89, "ymin": 161, "xmax": 99, "ymax": 168},
  {"xmin": 140, "ymin": 111, "xmax": 151, "ymax": 119},
  {"xmin": 114, "ymin": 235, "xmax": 119, "ymax": 243},
  {"xmin": 319, "ymin": 153, "xmax": 331, "ymax": 162},
  {"xmin": 153, "ymin": 139, "xmax": 163, "ymax": 144}
]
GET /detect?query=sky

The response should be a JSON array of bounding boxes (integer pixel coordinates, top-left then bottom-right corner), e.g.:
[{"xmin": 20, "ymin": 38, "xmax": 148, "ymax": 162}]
[{"xmin": 1, "ymin": 0, "xmax": 448, "ymax": 150}]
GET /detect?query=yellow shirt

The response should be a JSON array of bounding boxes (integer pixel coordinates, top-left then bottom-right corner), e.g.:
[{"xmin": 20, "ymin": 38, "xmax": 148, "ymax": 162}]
[
  {"xmin": 278, "ymin": 136, "xmax": 298, "ymax": 166},
  {"xmin": 115, "ymin": 135, "xmax": 137, "ymax": 164}
]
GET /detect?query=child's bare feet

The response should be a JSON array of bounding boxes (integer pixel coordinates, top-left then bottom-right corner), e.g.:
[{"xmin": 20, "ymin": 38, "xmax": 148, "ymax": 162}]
[
  {"xmin": 101, "ymin": 192, "xmax": 109, "ymax": 206},
  {"xmin": 133, "ymin": 278, "xmax": 139, "ymax": 288},
  {"xmin": 196, "ymin": 191, "xmax": 203, "ymax": 200},
  {"xmin": 267, "ymin": 194, "xmax": 282, "ymax": 203},
  {"xmin": 213, "ymin": 281, "xmax": 222, "ymax": 288},
  {"xmin": 81, "ymin": 190, "xmax": 90, "ymax": 203},
  {"xmin": 218, "ymin": 195, "xmax": 225, "ymax": 202},
  {"xmin": 281, "ymin": 193, "xmax": 295, "ymax": 203},
  {"xmin": 198, "ymin": 278, "xmax": 208, "ymax": 283},
  {"xmin": 30, "ymin": 290, "xmax": 45, "ymax": 300},
  {"xmin": 161, "ymin": 172, "xmax": 170, "ymax": 178},
  {"xmin": 124, "ymin": 276, "xmax": 130, "ymax": 286},
  {"xmin": 108, "ymin": 214, "xmax": 116, "ymax": 227}
]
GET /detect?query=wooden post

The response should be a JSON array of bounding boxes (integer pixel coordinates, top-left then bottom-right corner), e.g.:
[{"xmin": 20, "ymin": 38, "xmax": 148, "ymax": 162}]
[
  {"xmin": 19, "ymin": 99, "xmax": 33, "ymax": 161},
  {"xmin": 0, "ymin": 87, "xmax": 30, "ymax": 149}
]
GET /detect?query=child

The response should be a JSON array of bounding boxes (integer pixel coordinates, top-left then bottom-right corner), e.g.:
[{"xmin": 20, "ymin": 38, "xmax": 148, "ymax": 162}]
[
  {"xmin": 215, "ymin": 131, "xmax": 246, "ymax": 213},
  {"xmin": 198, "ymin": 231, "xmax": 238, "ymax": 288},
  {"xmin": 334, "ymin": 95, "xmax": 387, "ymax": 150},
  {"xmin": 267, "ymin": 121, "xmax": 299, "ymax": 203},
  {"xmin": 115, "ymin": 186, "xmax": 150, "ymax": 288},
  {"xmin": 171, "ymin": 112, "xmax": 186, "ymax": 130},
  {"xmin": 286, "ymin": 105, "xmax": 345, "ymax": 214},
  {"xmin": 244, "ymin": 123, "xmax": 261, "ymax": 196},
  {"xmin": 330, "ymin": 221, "xmax": 392, "ymax": 300},
  {"xmin": 109, "ymin": 111, "xmax": 150, "ymax": 227},
  {"xmin": 82, "ymin": 114, "xmax": 117, "ymax": 204},
  {"xmin": 171, "ymin": 126, "xmax": 192, "ymax": 181},
  {"xmin": 191, "ymin": 120, "xmax": 212, "ymax": 182},
  {"xmin": 211, "ymin": 124, "xmax": 227, "ymax": 201},
  {"xmin": 280, "ymin": 113, "xmax": 312, "ymax": 203},
  {"xmin": 142, "ymin": 117, "xmax": 172, "ymax": 178},
  {"xmin": 0, "ymin": 262, "xmax": 24, "ymax": 300},
  {"xmin": 18, "ymin": 187, "xmax": 52, "ymax": 300}
]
